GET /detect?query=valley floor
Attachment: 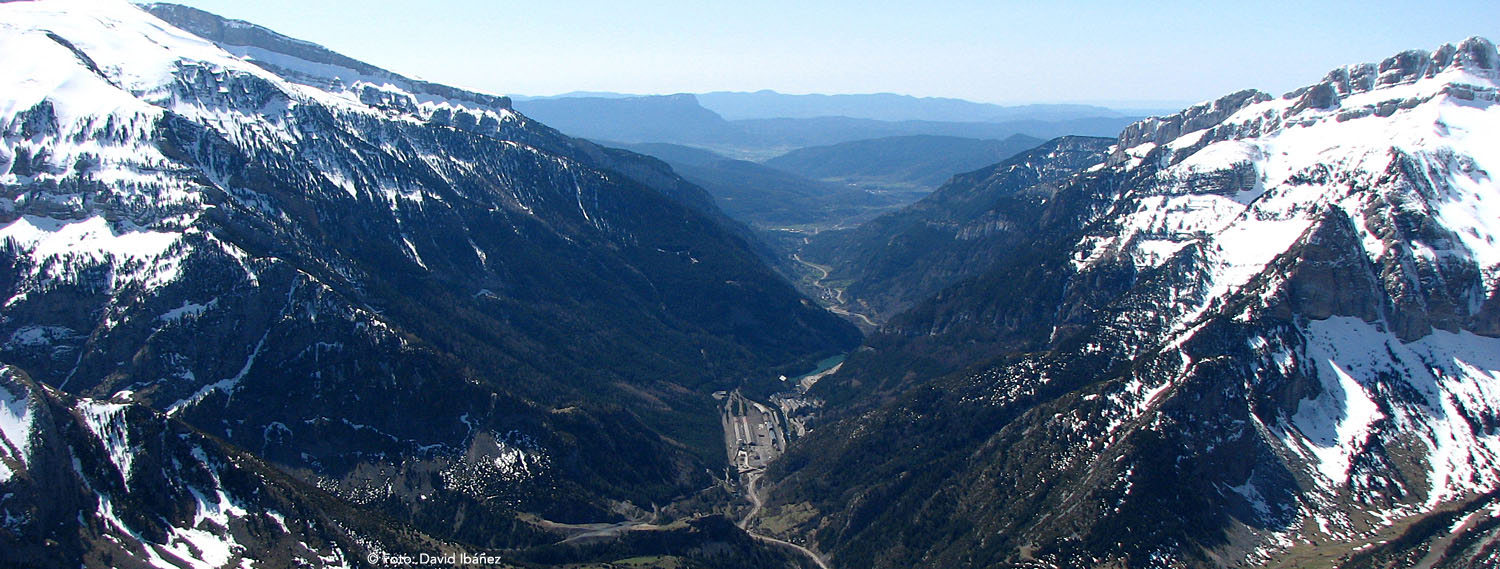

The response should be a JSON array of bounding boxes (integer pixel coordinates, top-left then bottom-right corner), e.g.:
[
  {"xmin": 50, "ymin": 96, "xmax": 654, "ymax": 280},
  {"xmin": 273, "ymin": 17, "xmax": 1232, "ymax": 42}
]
[{"xmin": 721, "ymin": 388, "xmax": 832, "ymax": 569}]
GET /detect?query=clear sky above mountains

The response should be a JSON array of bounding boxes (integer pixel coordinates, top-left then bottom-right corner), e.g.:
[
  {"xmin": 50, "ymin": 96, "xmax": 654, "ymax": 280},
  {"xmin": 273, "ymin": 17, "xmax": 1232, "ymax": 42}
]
[{"xmin": 160, "ymin": 0, "xmax": 1498, "ymax": 108}]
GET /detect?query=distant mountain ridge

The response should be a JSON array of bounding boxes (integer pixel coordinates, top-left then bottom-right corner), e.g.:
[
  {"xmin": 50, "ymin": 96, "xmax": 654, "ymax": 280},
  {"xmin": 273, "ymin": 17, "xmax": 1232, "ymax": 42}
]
[
  {"xmin": 611, "ymin": 135, "xmax": 1047, "ymax": 235},
  {"xmin": 799, "ymin": 135, "xmax": 1115, "ymax": 321},
  {"xmin": 515, "ymin": 89, "xmax": 1127, "ymax": 123},
  {"xmin": 511, "ymin": 93, "xmax": 1139, "ymax": 159},
  {"xmin": 611, "ymin": 142, "xmax": 917, "ymax": 231},
  {"xmin": 696, "ymin": 90, "xmax": 1124, "ymax": 122},
  {"xmin": 507, "ymin": 93, "xmax": 738, "ymax": 145},
  {"xmin": 764, "ymin": 133, "xmax": 1045, "ymax": 190}
]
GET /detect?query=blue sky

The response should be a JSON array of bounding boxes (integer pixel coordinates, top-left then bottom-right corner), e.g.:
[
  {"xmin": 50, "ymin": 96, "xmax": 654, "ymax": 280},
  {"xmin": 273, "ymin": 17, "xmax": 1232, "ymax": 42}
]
[{"xmin": 159, "ymin": 0, "xmax": 1499, "ymax": 107}]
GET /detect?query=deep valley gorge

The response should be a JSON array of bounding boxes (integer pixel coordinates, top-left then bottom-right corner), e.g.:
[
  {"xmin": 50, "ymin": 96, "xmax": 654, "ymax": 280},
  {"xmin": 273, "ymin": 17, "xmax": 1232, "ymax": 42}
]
[{"xmin": 2, "ymin": 1, "xmax": 1500, "ymax": 568}]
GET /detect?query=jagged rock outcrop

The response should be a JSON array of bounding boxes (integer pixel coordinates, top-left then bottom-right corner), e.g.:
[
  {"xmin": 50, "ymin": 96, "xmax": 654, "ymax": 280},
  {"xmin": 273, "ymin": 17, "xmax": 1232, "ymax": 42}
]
[{"xmin": 1113, "ymin": 89, "xmax": 1271, "ymax": 161}]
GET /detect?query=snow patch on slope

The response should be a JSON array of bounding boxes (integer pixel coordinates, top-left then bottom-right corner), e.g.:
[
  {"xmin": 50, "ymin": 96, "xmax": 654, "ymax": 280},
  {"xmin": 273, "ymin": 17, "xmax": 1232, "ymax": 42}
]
[
  {"xmin": 1284, "ymin": 316, "xmax": 1500, "ymax": 503},
  {"xmin": 0, "ymin": 375, "xmax": 35, "ymax": 479},
  {"xmin": 77, "ymin": 400, "xmax": 136, "ymax": 486},
  {"xmin": 168, "ymin": 331, "xmax": 265, "ymax": 415},
  {"xmin": 1174, "ymin": 139, "xmax": 1261, "ymax": 175},
  {"xmin": 0, "ymin": 216, "xmax": 183, "ymax": 289},
  {"xmin": 1430, "ymin": 99, "xmax": 1500, "ymax": 284},
  {"xmin": 1290, "ymin": 327, "xmax": 1386, "ymax": 485},
  {"xmin": 158, "ymin": 298, "xmax": 216, "ymax": 322}
]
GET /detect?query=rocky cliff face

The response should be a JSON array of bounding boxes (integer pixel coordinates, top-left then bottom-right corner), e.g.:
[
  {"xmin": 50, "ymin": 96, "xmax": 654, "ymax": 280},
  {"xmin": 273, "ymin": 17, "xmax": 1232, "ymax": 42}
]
[
  {"xmin": 767, "ymin": 37, "xmax": 1500, "ymax": 568},
  {"xmin": 0, "ymin": 0, "xmax": 857, "ymax": 562}
]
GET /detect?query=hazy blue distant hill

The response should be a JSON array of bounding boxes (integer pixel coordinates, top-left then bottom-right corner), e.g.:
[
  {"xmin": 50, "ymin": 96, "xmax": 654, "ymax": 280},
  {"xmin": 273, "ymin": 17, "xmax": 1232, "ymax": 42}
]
[
  {"xmin": 732, "ymin": 115, "xmax": 1137, "ymax": 151},
  {"xmin": 510, "ymin": 91, "xmax": 641, "ymax": 100},
  {"xmin": 614, "ymin": 142, "xmax": 921, "ymax": 230},
  {"xmin": 763, "ymin": 134, "xmax": 1045, "ymax": 190},
  {"xmin": 511, "ymin": 93, "xmax": 737, "ymax": 143},
  {"xmin": 610, "ymin": 141, "xmax": 728, "ymax": 168},
  {"xmin": 697, "ymin": 90, "xmax": 1123, "ymax": 122}
]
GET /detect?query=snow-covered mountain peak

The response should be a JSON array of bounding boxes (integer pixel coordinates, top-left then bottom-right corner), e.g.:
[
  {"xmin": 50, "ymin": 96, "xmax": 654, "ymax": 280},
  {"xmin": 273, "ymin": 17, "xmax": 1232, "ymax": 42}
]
[
  {"xmin": 1, "ymin": 1, "xmax": 521, "ymax": 150},
  {"xmin": 139, "ymin": 3, "xmax": 519, "ymax": 119},
  {"xmin": 1345, "ymin": 36, "xmax": 1499, "ymax": 94},
  {"xmin": 1114, "ymin": 37, "xmax": 1498, "ymax": 166},
  {"xmin": 0, "ymin": 0, "xmax": 534, "ymax": 299},
  {"xmin": 1113, "ymin": 88, "xmax": 1272, "ymax": 162},
  {"xmin": 1074, "ymin": 38, "xmax": 1500, "ymax": 343},
  {"xmin": 1, "ymin": 0, "xmax": 269, "ymax": 98}
]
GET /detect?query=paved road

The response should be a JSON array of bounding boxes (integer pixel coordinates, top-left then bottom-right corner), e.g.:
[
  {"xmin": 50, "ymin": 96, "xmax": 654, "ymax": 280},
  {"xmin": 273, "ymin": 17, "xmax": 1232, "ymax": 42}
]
[
  {"xmin": 792, "ymin": 254, "xmax": 877, "ymax": 329},
  {"xmin": 530, "ymin": 388, "xmax": 832, "ymax": 568},
  {"xmin": 739, "ymin": 471, "xmax": 831, "ymax": 569},
  {"xmin": 738, "ymin": 472, "xmax": 765, "ymax": 530}
]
